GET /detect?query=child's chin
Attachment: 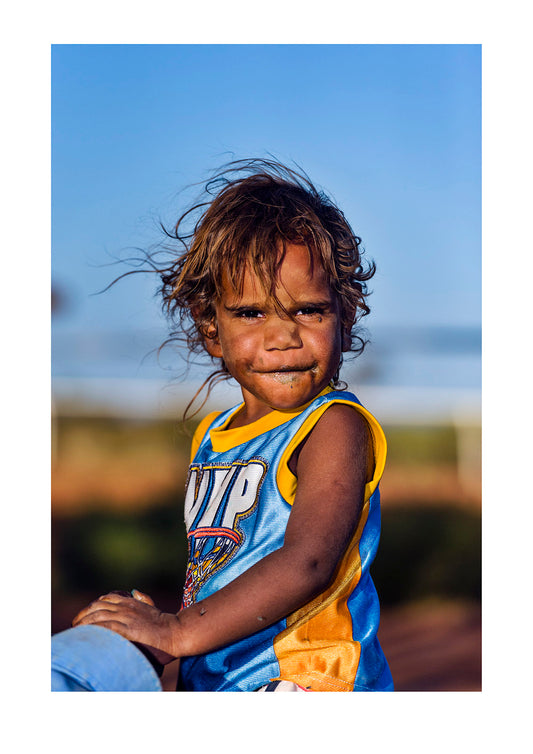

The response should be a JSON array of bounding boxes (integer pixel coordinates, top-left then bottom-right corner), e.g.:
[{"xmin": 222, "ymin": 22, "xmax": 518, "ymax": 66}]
[{"xmin": 267, "ymin": 386, "xmax": 317, "ymax": 410}]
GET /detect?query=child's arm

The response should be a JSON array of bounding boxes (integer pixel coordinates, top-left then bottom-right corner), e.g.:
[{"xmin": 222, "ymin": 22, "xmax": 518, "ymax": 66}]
[{"xmin": 72, "ymin": 404, "xmax": 370, "ymax": 660}]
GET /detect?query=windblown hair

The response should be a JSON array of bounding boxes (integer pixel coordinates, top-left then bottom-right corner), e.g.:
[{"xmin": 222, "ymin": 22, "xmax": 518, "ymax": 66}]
[{"xmin": 149, "ymin": 159, "xmax": 375, "ymax": 415}]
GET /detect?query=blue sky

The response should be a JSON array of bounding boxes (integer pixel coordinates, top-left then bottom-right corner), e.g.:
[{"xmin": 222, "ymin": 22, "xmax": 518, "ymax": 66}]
[{"xmin": 52, "ymin": 44, "xmax": 481, "ymax": 392}]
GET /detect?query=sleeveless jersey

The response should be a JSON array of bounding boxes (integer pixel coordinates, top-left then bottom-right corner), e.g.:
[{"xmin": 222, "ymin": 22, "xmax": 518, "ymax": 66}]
[{"xmin": 178, "ymin": 388, "xmax": 393, "ymax": 692}]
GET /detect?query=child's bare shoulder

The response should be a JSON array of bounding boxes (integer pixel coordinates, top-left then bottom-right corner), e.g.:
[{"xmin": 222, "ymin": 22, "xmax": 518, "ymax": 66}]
[
  {"xmin": 290, "ymin": 402, "xmax": 371, "ymax": 479},
  {"xmin": 315, "ymin": 401, "xmax": 369, "ymax": 434},
  {"xmin": 307, "ymin": 403, "xmax": 370, "ymax": 457}
]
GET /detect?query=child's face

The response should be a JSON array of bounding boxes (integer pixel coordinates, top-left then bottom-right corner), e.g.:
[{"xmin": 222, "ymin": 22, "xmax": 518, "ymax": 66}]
[{"xmin": 205, "ymin": 243, "xmax": 346, "ymax": 422}]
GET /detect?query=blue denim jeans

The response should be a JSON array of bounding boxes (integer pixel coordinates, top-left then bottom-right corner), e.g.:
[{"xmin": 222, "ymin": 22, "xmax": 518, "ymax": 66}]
[{"xmin": 51, "ymin": 625, "xmax": 162, "ymax": 691}]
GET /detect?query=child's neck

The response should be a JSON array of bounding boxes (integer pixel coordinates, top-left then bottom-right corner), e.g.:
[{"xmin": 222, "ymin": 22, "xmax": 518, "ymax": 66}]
[
  {"xmin": 227, "ymin": 404, "xmax": 273, "ymax": 430},
  {"xmin": 226, "ymin": 387, "xmax": 330, "ymax": 430}
]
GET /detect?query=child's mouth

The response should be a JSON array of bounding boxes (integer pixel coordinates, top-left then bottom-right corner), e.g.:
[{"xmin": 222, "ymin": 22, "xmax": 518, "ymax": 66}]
[{"xmin": 258, "ymin": 365, "xmax": 318, "ymax": 384}]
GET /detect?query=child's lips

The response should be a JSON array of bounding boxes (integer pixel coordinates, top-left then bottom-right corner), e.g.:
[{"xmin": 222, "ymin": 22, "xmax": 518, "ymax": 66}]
[
  {"xmin": 254, "ymin": 364, "xmax": 316, "ymax": 374},
  {"xmin": 253, "ymin": 364, "xmax": 318, "ymax": 383}
]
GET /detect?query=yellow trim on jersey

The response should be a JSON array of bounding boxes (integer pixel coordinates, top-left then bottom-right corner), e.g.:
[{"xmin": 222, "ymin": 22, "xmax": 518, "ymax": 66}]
[
  {"xmin": 272, "ymin": 499, "xmax": 370, "ymax": 691},
  {"xmin": 189, "ymin": 411, "xmax": 221, "ymax": 462},
  {"xmin": 195, "ymin": 387, "xmax": 334, "ymax": 456},
  {"xmin": 271, "ymin": 397, "xmax": 387, "ymax": 691},
  {"xmin": 276, "ymin": 399, "xmax": 387, "ymax": 506}
]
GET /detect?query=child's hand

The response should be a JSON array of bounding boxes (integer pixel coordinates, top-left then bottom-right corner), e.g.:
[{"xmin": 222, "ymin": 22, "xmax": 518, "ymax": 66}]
[
  {"xmin": 130, "ymin": 589, "xmax": 178, "ymax": 668},
  {"xmin": 72, "ymin": 591, "xmax": 180, "ymax": 661}
]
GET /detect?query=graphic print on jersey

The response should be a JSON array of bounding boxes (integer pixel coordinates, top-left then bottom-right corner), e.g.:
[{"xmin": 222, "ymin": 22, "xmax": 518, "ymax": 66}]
[{"xmin": 182, "ymin": 458, "xmax": 267, "ymax": 607}]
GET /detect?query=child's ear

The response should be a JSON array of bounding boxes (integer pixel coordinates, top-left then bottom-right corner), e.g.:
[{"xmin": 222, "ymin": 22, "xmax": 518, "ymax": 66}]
[
  {"xmin": 202, "ymin": 320, "xmax": 223, "ymax": 359},
  {"xmin": 191, "ymin": 305, "xmax": 223, "ymax": 359}
]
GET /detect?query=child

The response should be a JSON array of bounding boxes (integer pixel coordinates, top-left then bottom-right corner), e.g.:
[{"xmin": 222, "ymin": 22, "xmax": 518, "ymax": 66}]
[{"xmin": 72, "ymin": 159, "xmax": 394, "ymax": 692}]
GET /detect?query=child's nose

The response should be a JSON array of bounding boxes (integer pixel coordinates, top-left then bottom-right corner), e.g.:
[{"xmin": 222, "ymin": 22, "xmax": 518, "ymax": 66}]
[{"xmin": 263, "ymin": 316, "xmax": 303, "ymax": 350}]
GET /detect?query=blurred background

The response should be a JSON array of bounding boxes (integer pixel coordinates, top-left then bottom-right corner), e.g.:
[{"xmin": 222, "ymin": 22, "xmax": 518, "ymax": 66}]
[{"xmin": 51, "ymin": 44, "xmax": 481, "ymax": 691}]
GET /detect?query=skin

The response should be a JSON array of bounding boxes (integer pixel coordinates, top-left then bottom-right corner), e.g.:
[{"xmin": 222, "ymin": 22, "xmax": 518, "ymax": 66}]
[
  {"xmin": 204, "ymin": 243, "xmax": 348, "ymax": 426},
  {"xmin": 73, "ymin": 244, "xmax": 372, "ymax": 664}
]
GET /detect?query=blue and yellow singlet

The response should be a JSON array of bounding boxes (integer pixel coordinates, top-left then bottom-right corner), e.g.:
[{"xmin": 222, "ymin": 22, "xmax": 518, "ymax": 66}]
[{"xmin": 178, "ymin": 387, "xmax": 393, "ymax": 692}]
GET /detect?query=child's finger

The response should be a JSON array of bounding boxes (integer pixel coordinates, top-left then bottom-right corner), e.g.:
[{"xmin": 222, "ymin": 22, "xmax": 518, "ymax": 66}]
[
  {"xmin": 72, "ymin": 603, "xmax": 119, "ymax": 627},
  {"xmin": 97, "ymin": 592, "xmax": 131, "ymax": 604},
  {"xmin": 71, "ymin": 593, "xmax": 126, "ymax": 626},
  {"xmin": 131, "ymin": 589, "xmax": 155, "ymax": 606}
]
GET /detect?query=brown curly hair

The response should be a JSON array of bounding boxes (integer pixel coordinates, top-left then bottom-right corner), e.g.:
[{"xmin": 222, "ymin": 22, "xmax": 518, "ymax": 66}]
[{"xmin": 151, "ymin": 158, "xmax": 375, "ymax": 415}]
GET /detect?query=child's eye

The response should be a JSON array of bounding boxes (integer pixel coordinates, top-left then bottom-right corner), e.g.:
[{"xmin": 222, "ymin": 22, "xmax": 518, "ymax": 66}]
[
  {"xmin": 236, "ymin": 309, "xmax": 265, "ymax": 319},
  {"xmin": 297, "ymin": 306, "xmax": 324, "ymax": 317}
]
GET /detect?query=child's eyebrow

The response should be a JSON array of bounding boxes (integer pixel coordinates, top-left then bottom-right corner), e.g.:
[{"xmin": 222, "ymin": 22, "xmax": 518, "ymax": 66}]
[
  {"xmin": 224, "ymin": 298, "xmax": 334, "ymax": 313},
  {"xmin": 223, "ymin": 303, "xmax": 263, "ymax": 312},
  {"xmin": 288, "ymin": 299, "xmax": 334, "ymax": 310}
]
